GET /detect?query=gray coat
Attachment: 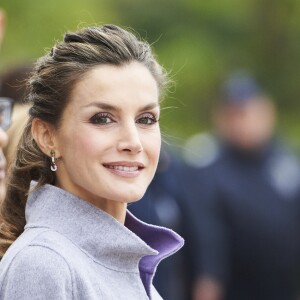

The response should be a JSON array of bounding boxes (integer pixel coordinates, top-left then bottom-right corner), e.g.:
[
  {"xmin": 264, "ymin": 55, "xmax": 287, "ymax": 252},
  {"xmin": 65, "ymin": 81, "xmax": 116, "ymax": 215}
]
[{"xmin": 0, "ymin": 184, "xmax": 184, "ymax": 299}]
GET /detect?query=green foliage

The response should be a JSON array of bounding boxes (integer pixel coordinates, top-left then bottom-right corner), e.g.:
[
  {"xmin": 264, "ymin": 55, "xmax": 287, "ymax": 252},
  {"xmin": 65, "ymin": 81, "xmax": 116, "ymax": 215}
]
[
  {"xmin": 0, "ymin": 0, "xmax": 117, "ymax": 65},
  {"xmin": 1, "ymin": 0, "xmax": 300, "ymax": 145}
]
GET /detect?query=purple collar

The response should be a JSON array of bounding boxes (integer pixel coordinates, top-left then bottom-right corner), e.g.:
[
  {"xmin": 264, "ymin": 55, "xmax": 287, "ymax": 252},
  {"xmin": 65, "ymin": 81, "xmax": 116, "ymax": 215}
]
[{"xmin": 125, "ymin": 211, "xmax": 184, "ymax": 295}]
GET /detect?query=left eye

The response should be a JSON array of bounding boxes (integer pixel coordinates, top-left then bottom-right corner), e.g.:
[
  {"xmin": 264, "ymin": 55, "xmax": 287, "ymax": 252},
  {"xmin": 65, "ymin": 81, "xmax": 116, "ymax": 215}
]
[
  {"xmin": 90, "ymin": 113, "xmax": 114, "ymax": 125},
  {"xmin": 136, "ymin": 114, "xmax": 158, "ymax": 125}
]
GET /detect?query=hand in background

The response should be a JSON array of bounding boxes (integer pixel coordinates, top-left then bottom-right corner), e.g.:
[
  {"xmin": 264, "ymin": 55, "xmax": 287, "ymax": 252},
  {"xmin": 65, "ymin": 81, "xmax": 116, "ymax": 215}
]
[{"xmin": 193, "ymin": 277, "xmax": 224, "ymax": 300}]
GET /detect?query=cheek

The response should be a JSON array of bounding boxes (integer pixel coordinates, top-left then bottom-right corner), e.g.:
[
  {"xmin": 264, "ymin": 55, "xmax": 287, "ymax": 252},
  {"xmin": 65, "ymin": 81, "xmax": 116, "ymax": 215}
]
[
  {"xmin": 143, "ymin": 131, "xmax": 161, "ymax": 164},
  {"xmin": 60, "ymin": 128, "xmax": 104, "ymax": 160}
]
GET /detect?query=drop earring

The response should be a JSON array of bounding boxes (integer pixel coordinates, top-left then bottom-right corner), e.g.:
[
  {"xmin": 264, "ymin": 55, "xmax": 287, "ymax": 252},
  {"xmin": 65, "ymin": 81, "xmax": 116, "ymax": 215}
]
[{"xmin": 50, "ymin": 150, "xmax": 57, "ymax": 172}]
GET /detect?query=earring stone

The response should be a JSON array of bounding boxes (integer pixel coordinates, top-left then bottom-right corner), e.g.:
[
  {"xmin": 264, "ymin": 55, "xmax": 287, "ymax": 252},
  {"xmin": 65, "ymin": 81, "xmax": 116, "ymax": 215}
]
[{"xmin": 50, "ymin": 150, "xmax": 57, "ymax": 172}]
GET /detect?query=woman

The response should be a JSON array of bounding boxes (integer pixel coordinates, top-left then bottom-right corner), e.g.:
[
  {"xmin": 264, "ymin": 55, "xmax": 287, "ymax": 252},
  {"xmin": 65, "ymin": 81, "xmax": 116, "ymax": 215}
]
[{"xmin": 0, "ymin": 25, "xmax": 183, "ymax": 299}]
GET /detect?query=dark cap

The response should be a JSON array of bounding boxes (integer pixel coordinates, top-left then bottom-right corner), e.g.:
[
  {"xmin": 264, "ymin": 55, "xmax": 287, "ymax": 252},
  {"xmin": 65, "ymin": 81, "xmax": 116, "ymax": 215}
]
[{"xmin": 220, "ymin": 70, "xmax": 264, "ymax": 105}]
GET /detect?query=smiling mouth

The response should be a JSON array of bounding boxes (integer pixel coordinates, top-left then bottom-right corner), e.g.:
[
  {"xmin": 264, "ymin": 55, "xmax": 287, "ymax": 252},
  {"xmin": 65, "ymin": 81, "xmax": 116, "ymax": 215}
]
[
  {"xmin": 103, "ymin": 162, "xmax": 144, "ymax": 177},
  {"xmin": 105, "ymin": 165, "xmax": 139, "ymax": 172}
]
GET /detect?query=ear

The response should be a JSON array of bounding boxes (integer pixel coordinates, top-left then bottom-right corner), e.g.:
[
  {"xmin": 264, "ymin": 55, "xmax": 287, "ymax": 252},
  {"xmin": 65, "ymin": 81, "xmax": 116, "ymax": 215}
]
[{"xmin": 31, "ymin": 118, "xmax": 61, "ymax": 158}]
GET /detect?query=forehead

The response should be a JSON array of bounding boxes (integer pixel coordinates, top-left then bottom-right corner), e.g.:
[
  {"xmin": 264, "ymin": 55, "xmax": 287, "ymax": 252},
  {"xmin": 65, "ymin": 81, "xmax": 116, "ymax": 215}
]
[{"xmin": 68, "ymin": 62, "xmax": 159, "ymax": 110}]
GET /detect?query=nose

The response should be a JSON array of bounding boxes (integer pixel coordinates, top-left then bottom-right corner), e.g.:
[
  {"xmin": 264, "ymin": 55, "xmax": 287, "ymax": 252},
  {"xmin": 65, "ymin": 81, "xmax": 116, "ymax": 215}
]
[{"xmin": 117, "ymin": 122, "xmax": 143, "ymax": 154}]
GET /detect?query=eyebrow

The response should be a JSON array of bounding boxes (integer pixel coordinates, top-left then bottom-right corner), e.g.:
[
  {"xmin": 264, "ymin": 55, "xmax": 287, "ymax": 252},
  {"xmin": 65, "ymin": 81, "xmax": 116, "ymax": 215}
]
[{"xmin": 82, "ymin": 101, "xmax": 160, "ymax": 112}]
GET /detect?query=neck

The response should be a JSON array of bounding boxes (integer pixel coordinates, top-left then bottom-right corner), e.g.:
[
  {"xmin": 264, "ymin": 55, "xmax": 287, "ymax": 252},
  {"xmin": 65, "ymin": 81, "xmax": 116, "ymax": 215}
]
[
  {"xmin": 76, "ymin": 196, "xmax": 128, "ymax": 224},
  {"xmin": 99, "ymin": 201, "xmax": 127, "ymax": 224},
  {"xmin": 55, "ymin": 182, "xmax": 128, "ymax": 224}
]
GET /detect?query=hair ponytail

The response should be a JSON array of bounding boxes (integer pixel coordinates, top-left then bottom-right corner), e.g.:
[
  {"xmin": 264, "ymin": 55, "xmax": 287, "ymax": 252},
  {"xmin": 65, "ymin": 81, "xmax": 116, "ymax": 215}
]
[{"xmin": 0, "ymin": 120, "xmax": 54, "ymax": 256}]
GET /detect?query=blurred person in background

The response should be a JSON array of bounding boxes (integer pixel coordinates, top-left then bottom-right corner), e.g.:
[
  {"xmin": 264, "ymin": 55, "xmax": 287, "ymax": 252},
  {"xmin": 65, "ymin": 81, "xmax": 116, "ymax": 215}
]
[
  {"xmin": 129, "ymin": 145, "xmax": 192, "ymax": 300},
  {"xmin": 0, "ymin": 98, "xmax": 11, "ymax": 202},
  {"xmin": 0, "ymin": 64, "xmax": 32, "ymax": 165},
  {"xmin": 184, "ymin": 71, "xmax": 300, "ymax": 300},
  {"xmin": 0, "ymin": 8, "xmax": 11, "ymax": 202}
]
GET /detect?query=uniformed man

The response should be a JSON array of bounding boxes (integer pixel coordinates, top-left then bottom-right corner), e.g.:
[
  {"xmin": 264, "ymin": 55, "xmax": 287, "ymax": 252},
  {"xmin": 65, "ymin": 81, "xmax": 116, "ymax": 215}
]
[{"xmin": 185, "ymin": 72, "xmax": 300, "ymax": 300}]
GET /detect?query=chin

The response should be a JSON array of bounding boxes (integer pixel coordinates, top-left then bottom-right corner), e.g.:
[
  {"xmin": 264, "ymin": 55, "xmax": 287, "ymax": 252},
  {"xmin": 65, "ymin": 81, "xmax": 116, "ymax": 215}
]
[
  {"xmin": 126, "ymin": 197, "xmax": 143, "ymax": 204},
  {"xmin": 116, "ymin": 189, "xmax": 146, "ymax": 204}
]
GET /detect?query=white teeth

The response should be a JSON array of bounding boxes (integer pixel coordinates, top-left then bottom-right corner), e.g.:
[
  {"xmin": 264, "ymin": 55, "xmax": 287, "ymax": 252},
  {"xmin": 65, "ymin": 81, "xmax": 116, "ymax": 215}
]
[{"xmin": 107, "ymin": 165, "xmax": 139, "ymax": 172}]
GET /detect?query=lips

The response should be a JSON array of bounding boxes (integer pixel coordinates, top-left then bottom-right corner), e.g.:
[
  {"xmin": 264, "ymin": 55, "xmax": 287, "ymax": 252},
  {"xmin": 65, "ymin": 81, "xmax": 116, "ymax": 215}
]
[
  {"xmin": 102, "ymin": 161, "xmax": 144, "ymax": 178},
  {"xmin": 103, "ymin": 161, "xmax": 144, "ymax": 169},
  {"xmin": 106, "ymin": 165, "xmax": 139, "ymax": 172}
]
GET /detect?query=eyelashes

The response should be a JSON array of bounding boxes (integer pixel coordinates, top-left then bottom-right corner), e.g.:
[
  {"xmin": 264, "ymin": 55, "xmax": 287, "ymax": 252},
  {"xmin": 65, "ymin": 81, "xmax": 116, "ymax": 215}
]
[
  {"xmin": 136, "ymin": 113, "xmax": 158, "ymax": 125},
  {"xmin": 90, "ymin": 112, "xmax": 113, "ymax": 125},
  {"xmin": 89, "ymin": 112, "xmax": 159, "ymax": 126}
]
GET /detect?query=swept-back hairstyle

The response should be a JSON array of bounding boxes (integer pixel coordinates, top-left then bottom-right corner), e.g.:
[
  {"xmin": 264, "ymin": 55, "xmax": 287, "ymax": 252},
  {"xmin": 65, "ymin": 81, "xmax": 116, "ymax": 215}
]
[{"xmin": 0, "ymin": 24, "xmax": 168, "ymax": 256}]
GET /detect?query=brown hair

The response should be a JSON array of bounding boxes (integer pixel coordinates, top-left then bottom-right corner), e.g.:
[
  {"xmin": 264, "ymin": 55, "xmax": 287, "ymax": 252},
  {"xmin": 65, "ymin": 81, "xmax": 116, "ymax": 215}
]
[{"xmin": 0, "ymin": 24, "xmax": 168, "ymax": 256}]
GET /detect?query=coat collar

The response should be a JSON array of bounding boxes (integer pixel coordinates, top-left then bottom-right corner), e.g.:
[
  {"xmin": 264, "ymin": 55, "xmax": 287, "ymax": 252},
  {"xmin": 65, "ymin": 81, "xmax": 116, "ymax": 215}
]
[{"xmin": 25, "ymin": 184, "xmax": 184, "ymax": 274}]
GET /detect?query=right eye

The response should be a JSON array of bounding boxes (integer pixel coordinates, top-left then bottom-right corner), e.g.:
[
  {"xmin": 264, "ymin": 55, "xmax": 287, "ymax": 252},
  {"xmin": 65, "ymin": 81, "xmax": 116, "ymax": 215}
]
[{"xmin": 90, "ymin": 112, "xmax": 115, "ymax": 125}]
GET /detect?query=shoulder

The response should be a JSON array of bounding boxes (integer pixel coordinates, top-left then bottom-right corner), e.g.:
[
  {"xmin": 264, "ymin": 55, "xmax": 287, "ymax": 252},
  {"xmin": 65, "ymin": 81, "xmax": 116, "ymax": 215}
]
[
  {"xmin": 266, "ymin": 139, "xmax": 300, "ymax": 197},
  {"xmin": 0, "ymin": 244, "xmax": 73, "ymax": 299},
  {"xmin": 1, "ymin": 227, "xmax": 79, "ymax": 266},
  {"xmin": 5, "ymin": 243, "xmax": 71, "ymax": 277}
]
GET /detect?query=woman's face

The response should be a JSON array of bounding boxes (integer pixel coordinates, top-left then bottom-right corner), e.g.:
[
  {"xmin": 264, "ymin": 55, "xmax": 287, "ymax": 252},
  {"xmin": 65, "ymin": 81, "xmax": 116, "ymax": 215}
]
[{"xmin": 53, "ymin": 62, "xmax": 161, "ymax": 208}]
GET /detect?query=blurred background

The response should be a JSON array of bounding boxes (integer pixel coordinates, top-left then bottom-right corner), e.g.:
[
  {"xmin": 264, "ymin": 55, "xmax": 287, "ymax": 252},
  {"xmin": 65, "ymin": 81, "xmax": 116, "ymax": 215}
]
[
  {"xmin": 1, "ymin": 0, "xmax": 300, "ymax": 148},
  {"xmin": 3, "ymin": 2, "xmax": 300, "ymax": 300}
]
